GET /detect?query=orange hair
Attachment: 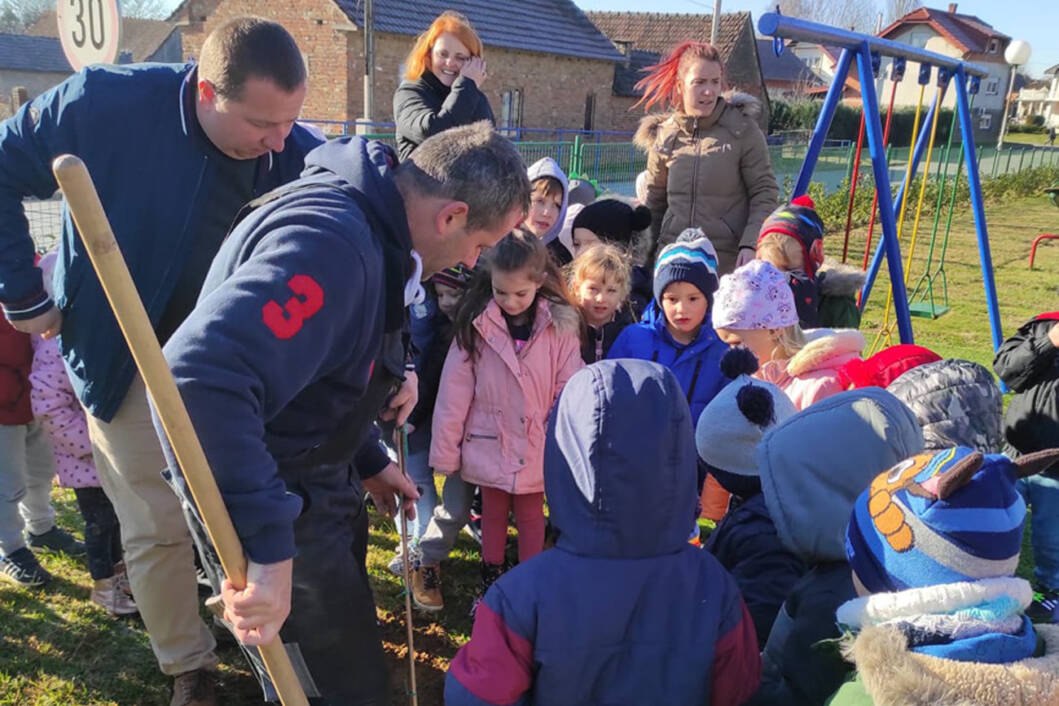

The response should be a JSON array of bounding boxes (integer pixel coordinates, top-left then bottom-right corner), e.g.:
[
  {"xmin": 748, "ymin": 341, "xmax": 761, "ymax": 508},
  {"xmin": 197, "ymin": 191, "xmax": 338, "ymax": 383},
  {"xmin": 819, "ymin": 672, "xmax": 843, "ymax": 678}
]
[
  {"xmin": 634, "ymin": 41, "xmax": 725, "ymax": 112},
  {"xmin": 403, "ymin": 11, "xmax": 484, "ymax": 81}
]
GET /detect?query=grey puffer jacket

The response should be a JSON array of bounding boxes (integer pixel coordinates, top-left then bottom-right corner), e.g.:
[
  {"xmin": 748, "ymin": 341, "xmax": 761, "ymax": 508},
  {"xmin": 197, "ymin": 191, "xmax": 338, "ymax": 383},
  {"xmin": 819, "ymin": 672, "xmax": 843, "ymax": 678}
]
[
  {"xmin": 635, "ymin": 93, "xmax": 779, "ymax": 274},
  {"xmin": 886, "ymin": 358, "xmax": 1003, "ymax": 453}
]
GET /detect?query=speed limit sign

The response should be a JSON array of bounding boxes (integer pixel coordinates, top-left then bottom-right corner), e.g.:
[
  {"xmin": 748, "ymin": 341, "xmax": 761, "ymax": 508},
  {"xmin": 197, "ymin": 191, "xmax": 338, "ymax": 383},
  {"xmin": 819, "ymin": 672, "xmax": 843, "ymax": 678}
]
[{"xmin": 57, "ymin": 0, "xmax": 122, "ymax": 71}]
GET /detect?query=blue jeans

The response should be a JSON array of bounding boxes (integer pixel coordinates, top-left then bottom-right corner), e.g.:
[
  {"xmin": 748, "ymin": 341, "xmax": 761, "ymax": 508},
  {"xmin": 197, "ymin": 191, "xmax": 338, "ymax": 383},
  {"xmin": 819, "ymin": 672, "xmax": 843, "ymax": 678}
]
[
  {"xmin": 406, "ymin": 427, "xmax": 439, "ymax": 541},
  {"xmin": 1019, "ymin": 474, "xmax": 1059, "ymax": 590}
]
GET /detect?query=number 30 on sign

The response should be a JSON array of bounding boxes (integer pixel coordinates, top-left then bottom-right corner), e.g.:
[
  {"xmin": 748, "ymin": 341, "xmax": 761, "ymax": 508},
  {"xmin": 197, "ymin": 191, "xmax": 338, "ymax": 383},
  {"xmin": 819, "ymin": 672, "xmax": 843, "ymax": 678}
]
[{"xmin": 57, "ymin": 0, "xmax": 122, "ymax": 71}]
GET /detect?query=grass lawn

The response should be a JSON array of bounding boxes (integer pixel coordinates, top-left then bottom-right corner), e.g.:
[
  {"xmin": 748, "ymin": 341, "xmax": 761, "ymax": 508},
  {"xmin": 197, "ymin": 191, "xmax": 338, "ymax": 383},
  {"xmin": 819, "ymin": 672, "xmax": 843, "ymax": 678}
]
[
  {"xmin": 1003, "ymin": 132, "xmax": 1053, "ymax": 146},
  {"xmin": 3, "ymin": 193, "xmax": 1058, "ymax": 704}
]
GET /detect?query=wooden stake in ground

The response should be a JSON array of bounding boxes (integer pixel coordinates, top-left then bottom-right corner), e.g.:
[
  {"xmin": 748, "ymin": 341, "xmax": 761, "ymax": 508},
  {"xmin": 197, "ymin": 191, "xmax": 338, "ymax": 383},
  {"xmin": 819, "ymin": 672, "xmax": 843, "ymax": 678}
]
[
  {"xmin": 394, "ymin": 425, "xmax": 419, "ymax": 706},
  {"xmin": 51, "ymin": 154, "xmax": 310, "ymax": 706}
]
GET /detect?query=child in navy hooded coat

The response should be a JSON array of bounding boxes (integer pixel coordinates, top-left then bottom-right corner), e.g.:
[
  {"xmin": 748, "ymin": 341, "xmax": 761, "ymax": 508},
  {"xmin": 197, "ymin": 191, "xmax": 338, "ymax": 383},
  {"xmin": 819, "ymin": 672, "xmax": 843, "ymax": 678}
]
[{"xmin": 445, "ymin": 359, "xmax": 760, "ymax": 705}]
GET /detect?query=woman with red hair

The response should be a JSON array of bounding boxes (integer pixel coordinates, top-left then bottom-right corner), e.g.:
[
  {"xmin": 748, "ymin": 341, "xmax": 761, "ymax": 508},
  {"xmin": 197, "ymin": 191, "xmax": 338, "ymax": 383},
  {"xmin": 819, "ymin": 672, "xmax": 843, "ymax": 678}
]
[
  {"xmin": 393, "ymin": 11, "xmax": 495, "ymax": 161},
  {"xmin": 634, "ymin": 42, "xmax": 778, "ymax": 275}
]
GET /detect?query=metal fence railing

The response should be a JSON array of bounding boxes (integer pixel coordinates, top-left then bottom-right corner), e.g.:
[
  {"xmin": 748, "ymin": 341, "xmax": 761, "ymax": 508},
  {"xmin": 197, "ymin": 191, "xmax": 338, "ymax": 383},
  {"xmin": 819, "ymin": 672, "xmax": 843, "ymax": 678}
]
[{"xmin": 24, "ymin": 140, "xmax": 1057, "ymax": 252}]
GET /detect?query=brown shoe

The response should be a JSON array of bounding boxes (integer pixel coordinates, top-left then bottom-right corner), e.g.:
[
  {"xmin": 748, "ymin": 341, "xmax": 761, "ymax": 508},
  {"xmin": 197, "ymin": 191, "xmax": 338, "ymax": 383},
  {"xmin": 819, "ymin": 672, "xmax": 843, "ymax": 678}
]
[
  {"xmin": 170, "ymin": 669, "xmax": 217, "ymax": 706},
  {"xmin": 90, "ymin": 575, "xmax": 139, "ymax": 616},
  {"xmin": 411, "ymin": 563, "xmax": 444, "ymax": 612}
]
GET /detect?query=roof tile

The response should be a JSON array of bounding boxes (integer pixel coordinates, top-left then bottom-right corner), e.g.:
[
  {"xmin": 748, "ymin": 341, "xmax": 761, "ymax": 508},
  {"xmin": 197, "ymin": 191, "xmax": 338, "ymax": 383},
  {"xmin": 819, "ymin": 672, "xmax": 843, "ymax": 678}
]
[
  {"xmin": 584, "ymin": 11, "xmax": 751, "ymax": 62},
  {"xmin": 0, "ymin": 33, "xmax": 72, "ymax": 73}
]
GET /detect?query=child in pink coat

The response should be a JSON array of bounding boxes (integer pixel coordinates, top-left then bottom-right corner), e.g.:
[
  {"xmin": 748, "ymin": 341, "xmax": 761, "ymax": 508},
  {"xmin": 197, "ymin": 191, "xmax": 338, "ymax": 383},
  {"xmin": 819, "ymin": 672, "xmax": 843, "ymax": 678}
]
[
  {"xmin": 712, "ymin": 259, "xmax": 864, "ymax": 410},
  {"xmin": 430, "ymin": 230, "xmax": 583, "ymax": 607},
  {"xmin": 30, "ymin": 253, "xmax": 136, "ymax": 616}
]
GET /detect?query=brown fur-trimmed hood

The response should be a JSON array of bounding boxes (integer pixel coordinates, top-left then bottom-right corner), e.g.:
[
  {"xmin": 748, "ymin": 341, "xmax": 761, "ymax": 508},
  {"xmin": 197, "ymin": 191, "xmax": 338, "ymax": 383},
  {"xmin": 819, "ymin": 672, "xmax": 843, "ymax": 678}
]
[
  {"xmin": 819, "ymin": 258, "xmax": 867, "ymax": 297},
  {"xmin": 633, "ymin": 92, "xmax": 764, "ymax": 151},
  {"xmin": 840, "ymin": 624, "xmax": 1059, "ymax": 706}
]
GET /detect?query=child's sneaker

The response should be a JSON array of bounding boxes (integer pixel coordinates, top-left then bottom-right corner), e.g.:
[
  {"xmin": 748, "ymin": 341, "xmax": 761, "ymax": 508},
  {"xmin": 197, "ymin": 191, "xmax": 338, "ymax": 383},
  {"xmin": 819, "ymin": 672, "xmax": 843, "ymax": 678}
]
[
  {"xmin": 387, "ymin": 540, "xmax": 421, "ymax": 577},
  {"xmin": 91, "ymin": 575, "xmax": 139, "ymax": 616},
  {"xmin": 0, "ymin": 547, "xmax": 52, "ymax": 588},
  {"xmin": 1027, "ymin": 588, "xmax": 1059, "ymax": 623},
  {"xmin": 26, "ymin": 526, "xmax": 85, "ymax": 557}
]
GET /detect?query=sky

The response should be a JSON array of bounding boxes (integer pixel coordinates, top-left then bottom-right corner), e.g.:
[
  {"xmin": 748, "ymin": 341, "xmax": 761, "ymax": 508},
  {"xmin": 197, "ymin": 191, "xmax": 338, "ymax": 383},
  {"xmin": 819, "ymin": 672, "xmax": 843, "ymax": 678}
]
[
  {"xmin": 153, "ymin": 0, "xmax": 1057, "ymax": 78},
  {"xmin": 573, "ymin": 0, "xmax": 1057, "ymax": 77}
]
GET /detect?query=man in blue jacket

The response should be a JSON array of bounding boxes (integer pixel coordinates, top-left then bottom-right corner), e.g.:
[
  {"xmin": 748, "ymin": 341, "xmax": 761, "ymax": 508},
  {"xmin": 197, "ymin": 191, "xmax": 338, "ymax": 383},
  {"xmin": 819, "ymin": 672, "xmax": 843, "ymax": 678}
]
[
  {"xmin": 161, "ymin": 121, "xmax": 528, "ymax": 704},
  {"xmin": 0, "ymin": 17, "xmax": 320, "ymax": 705}
]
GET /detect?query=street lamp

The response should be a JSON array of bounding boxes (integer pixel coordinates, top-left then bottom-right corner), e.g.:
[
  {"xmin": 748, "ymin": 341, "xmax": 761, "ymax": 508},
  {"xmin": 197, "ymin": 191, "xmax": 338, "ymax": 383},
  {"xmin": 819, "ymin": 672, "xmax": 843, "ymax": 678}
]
[{"xmin": 997, "ymin": 39, "xmax": 1032, "ymax": 150}]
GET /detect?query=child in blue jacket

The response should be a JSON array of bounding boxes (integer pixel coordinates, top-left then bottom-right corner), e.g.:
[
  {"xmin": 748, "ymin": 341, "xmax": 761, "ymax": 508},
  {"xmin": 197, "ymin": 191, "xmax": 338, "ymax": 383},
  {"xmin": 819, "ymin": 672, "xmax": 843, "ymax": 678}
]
[
  {"xmin": 445, "ymin": 359, "xmax": 761, "ymax": 705},
  {"xmin": 607, "ymin": 231, "xmax": 728, "ymax": 425}
]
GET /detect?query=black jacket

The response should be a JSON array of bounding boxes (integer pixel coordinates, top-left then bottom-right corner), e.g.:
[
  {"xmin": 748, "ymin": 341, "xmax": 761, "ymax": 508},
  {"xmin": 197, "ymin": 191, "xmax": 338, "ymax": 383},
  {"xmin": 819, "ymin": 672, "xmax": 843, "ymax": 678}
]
[
  {"xmin": 581, "ymin": 308, "xmax": 634, "ymax": 364},
  {"xmin": 994, "ymin": 315, "xmax": 1059, "ymax": 477},
  {"xmin": 393, "ymin": 71, "xmax": 494, "ymax": 162}
]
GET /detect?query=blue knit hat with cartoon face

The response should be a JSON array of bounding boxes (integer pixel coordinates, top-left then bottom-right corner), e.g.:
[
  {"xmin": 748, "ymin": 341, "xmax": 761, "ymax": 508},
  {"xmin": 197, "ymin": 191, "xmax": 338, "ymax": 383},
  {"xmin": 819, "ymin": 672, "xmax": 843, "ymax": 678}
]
[{"xmin": 846, "ymin": 446, "xmax": 1059, "ymax": 593}]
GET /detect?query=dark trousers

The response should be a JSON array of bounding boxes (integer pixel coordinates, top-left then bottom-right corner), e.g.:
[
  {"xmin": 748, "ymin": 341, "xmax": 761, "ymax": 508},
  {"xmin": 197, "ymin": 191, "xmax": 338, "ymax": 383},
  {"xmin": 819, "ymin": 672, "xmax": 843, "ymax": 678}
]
[
  {"xmin": 73, "ymin": 486, "xmax": 122, "ymax": 580},
  {"xmin": 169, "ymin": 463, "xmax": 390, "ymax": 704}
]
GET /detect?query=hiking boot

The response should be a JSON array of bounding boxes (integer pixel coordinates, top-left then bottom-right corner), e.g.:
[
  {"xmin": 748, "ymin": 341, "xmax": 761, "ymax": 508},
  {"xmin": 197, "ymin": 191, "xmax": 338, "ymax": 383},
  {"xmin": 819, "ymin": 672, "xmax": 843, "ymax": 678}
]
[
  {"xmin": 26, "ymin": 526, "xmax": 85, "ymax": 557},
  {"xmin": 1027, "ymin": 589, "xmax": 1059, "ymax": 624},
  {"xmin": 470, "ymin": 562, "xmax": 505, "ymax": 617},
  {"xmin": 91, "ymin": 575, "xmax": 139, "ymax": 616},
  {"xmin": 0, "ymin": 547, "xmax": 51, "ymax": 588},
  {"xmin": 411, "ymin": 563, "xmax": 443, "ymax": 612},
  {"xmin": 170, "ymin": 669, "xmax": 217, "ymax": 706}
]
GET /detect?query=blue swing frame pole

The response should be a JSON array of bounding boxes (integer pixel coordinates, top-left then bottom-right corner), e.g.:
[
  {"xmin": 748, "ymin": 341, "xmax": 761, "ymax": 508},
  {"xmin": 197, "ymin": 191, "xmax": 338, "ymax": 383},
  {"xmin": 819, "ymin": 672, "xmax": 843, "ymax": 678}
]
[
  {"xmin": 854, "ymin": 42, "xmax": 914, "ymax": 343},
  {"xmin": 792, "ymin": 49, "xmax": 855, "ymax": 197},
  {"xmin": 953, "ymin": 66, "xmax": 1003, "ymax": 355},
  {"xmin": 859, "ymin": 75, "xmax": 946, "ymax": 309}
]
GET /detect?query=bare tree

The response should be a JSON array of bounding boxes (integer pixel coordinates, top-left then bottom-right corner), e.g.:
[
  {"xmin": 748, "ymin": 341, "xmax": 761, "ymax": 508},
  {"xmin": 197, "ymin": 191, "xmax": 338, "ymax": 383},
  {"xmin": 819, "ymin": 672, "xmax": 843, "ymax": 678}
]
[
  {"xmin": 763, "ymin": 0, "xmax": 880, "ymax": 34},
  {"xmin": 886, "ymin": 0, "xmax": 923, "ymax": 24},
  {"xmin": 0, "ymin": 0, "xmax": 52, "ymax": 33},
  {"xmin": 120, "ymin": 0, "xmax": 172, "ymax": 20}
]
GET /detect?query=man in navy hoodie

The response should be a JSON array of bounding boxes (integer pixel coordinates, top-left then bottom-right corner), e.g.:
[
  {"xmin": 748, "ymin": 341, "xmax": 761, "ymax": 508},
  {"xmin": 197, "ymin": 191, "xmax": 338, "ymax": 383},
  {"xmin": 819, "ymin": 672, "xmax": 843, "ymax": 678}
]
[
  {"xmin": 0, "ymin": 17, "xmax": 319, "ymax": 705},
  {"xmin": 160, "ymin": 121, "xmax": 529, "ymax": 704}
]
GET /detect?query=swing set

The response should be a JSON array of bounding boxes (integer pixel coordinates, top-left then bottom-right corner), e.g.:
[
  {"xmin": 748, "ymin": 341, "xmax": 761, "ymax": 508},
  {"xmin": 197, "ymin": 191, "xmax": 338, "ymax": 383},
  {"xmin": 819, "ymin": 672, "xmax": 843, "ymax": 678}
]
[{"xmin": 759, "ymin": 13, "xmax": 1004, "ymax": 356}]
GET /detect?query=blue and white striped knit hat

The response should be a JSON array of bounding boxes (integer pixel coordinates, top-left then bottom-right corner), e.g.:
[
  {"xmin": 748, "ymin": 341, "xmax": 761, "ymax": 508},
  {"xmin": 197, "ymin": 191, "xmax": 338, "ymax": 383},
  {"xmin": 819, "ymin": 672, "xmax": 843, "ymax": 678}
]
[
  {"xmin": 652, "ymin": 228, "xmax": 720, "ymax": 303},
  {"xmin": 846, "ymin": 447, "xmax": 1059, "ymax": 593}
]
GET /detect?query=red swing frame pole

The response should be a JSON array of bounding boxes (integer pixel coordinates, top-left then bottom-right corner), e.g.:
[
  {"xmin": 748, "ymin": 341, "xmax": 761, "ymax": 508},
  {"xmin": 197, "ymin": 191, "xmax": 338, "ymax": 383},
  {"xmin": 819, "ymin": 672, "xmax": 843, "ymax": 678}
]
[
  {"xmin": 842, "ymin": 112, "xmax": 867, "ymax": 262},
  {"xmin": 859, "ymin": 74, "xmax": 900, "ymax": 274}
]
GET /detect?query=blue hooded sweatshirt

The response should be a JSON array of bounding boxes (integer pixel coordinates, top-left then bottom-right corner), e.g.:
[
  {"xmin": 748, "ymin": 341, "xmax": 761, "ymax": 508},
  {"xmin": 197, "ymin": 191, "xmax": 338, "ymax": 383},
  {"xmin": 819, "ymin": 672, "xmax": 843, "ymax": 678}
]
[
  {"xmin": 748, "ymin": 388, "xmax": 925, "ymax": 706},
  {"xmin": 606, "ymin": 301, "xmax": 729, "ymax": 424},
  {"xmin": 445, "ymin": 360, "xmax": 760, "ymax": 705},
  {"xmin": 160, "ymin": 137, "xmax": 411, "ymax": 564}
]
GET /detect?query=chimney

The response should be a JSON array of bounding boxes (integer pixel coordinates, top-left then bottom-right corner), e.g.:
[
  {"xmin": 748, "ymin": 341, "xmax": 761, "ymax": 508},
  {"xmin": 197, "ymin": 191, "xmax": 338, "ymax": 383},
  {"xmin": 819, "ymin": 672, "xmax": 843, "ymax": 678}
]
[{"xmin": 948, "ymin": 3, "xmax": 957, "ymax": 12}]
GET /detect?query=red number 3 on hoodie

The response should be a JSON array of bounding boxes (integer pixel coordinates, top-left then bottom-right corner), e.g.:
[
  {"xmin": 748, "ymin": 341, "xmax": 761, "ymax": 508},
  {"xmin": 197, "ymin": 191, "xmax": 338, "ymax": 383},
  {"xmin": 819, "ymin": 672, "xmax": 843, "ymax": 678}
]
[{"xmin": 262, "ymin": 275, "xmax": 324, "ymax": 339}]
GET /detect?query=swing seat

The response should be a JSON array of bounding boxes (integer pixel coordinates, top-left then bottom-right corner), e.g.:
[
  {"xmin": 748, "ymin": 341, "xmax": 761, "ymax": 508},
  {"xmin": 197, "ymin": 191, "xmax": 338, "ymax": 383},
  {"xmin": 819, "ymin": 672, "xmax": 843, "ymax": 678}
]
[
  {"xmin": 908, "ymin": 300, "xmax": 951, "ymax": 319},
  {"xmin": 1029, "ymin": 233, "xmax": 1059, "ymax": 270}
]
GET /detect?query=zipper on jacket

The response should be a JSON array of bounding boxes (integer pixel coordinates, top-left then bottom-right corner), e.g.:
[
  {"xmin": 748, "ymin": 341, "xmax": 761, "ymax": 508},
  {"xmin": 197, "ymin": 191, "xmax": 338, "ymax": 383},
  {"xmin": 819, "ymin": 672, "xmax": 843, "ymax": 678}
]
[
  {"xmin": 686, "ymin": 359, "xmax": 704, "ymax": 404},
  {"xmin": 466, "ymin": 433, "xmax": 499, "ymax": 441},
  {"xmin": 689, "ymin": 121, "xmax": 701, "ymax": 230}
]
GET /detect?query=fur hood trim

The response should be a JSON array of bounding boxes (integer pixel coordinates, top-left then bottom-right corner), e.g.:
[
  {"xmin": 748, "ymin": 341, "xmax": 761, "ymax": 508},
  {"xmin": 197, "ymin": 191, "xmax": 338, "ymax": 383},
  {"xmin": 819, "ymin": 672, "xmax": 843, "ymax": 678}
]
[
  {"xmin": 819, "ymin": 258, "xmax": 867, "ymax": 297},
  {"xmin": 547, "ymin": 299, "xmax": 582, "ymax": 337},
  {"xmin": 787, "ymin": 328, "xmax": 866, "ymax": 377},
  {"xmin": 842, "ymin": 623, "xmax": 1059, "ymax": 706},
  {"xmin": 633, "ymin": 92, "xmax": 764, "ymax": 152}
]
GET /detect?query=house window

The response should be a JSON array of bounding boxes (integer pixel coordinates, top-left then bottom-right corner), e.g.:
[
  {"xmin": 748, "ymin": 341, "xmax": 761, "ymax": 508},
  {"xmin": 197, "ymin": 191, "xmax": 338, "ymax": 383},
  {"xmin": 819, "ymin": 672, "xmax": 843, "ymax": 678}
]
[
  {"xmin": 979, "ymin": 112, "xmax": 992, "ymax": 129},
  {"xmin": 500, "ymin": 89, "xmax": 523, "ymax": 136},
  {"xmin": 584, "ymin": 93, "xmax": 596, "ymax": 132},
  {"xmin": 985, "ymin": 78, "xmax": 1000, "ymax": 95},
  {"xmin": 988, "ymin": 38, "xmax": 999, "ymax": 54}
]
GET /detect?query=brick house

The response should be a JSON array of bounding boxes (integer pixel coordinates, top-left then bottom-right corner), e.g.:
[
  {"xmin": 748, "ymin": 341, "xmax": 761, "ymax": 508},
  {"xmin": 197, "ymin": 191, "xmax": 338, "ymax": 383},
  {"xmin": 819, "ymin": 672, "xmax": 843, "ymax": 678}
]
[
  {"xmin": 169, "ymin": 0, "xmax": 629, "ymax": 135},
  {"xmin": 877, "ymin": 3, "xmax": 1014, "ymax": 142},
  {"xmin": 27, "ymin": 12, "xmax": 183, "ymax": 64},
  {"xmin": 585, "ymin": 11, "xmax": 770, "ymax": 131}
]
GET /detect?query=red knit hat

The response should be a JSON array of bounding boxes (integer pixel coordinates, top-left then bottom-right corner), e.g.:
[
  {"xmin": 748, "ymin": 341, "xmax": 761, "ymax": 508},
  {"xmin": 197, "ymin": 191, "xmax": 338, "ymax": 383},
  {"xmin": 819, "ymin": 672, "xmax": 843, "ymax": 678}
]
[
  {"xmin": 756, "ymin": 194, "xmax": 825, "ymax": 277},
  {"xmin": 839, "ymin": 344, "xmax": 942, "ymax": 390}
]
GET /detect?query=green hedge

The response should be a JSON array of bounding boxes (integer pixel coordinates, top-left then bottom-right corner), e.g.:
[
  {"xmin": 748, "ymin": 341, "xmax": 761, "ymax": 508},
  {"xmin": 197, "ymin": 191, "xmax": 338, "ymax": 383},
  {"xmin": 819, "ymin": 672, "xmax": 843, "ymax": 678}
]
[{"xmin": 770, "ymin": 99, "xmax": 957, "ymax": 147}]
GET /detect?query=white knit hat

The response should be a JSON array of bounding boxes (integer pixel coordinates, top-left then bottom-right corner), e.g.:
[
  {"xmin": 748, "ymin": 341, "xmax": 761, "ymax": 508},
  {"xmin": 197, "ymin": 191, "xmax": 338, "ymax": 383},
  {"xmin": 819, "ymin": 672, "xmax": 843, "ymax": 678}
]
[{"xmin": 712, "ymin": 259, "xmax": 799, "ymax": 331}]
